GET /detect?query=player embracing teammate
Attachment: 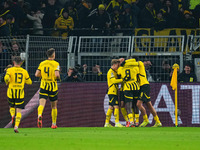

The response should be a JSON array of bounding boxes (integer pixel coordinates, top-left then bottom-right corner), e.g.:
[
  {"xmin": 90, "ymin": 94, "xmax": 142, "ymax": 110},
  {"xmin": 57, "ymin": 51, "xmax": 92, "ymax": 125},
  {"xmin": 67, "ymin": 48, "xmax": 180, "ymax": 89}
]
[{"xmin": 104, "ymin": 57, "xmax": 162, "ymax": 127}]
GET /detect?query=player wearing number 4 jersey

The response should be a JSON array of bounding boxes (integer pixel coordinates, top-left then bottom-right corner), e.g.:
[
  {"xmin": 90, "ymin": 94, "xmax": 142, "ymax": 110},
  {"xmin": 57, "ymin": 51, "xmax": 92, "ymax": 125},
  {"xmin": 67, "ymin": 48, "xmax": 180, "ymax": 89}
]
[
  {"xmin": 35, "ymin": 48, "xmax": 60, "ymax": 129},
  {"xmin": 4, "ymin": 56, "xmax": 32, "ymax": 133}
]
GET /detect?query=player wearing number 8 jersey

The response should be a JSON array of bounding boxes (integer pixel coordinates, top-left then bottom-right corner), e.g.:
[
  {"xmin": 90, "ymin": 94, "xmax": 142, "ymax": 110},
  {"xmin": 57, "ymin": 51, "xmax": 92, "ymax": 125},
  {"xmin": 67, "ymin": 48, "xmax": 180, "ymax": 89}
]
[
  {"xmin": 4, "ymin": 56, "xmax": 32, "ymax": 133},
  {"xmin": 35, "ymin": 48, "xmax": 60, "ymax": 129},
  {"xmin": 118, "ymin": 59, "xmax": 140, "ymax": 127}
]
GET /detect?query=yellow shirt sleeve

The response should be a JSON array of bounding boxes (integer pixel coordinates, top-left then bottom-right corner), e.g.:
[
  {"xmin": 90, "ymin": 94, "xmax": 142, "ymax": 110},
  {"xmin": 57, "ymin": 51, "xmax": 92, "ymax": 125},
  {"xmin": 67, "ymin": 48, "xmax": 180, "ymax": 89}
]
[
  {"xmin": 55, "ymin": 62, "xmax": 60, "ymax": 71},
  {"xmin": 37, "ymin": 62, "xmax": 42, "ymax": 71},
  {"xmin": 4, "ymin": 68, "xmax": 10, "ymax": 84},
  {"xmin": 25, "ymin": 70, "xmax": 32, "ymax": 85}
]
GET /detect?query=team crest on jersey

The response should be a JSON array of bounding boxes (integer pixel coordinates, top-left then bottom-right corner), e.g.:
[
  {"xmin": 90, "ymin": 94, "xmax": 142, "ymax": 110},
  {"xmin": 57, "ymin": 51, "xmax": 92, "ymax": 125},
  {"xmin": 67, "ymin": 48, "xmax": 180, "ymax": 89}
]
[{"xmin": 111, "ymin": 72, "xmax": 114, "ymax": 77}]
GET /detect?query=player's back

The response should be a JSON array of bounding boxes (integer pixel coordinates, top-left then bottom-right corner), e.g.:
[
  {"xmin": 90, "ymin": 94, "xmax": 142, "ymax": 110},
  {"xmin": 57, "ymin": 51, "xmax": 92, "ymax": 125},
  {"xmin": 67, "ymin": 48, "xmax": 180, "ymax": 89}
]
[
  {"xmin": 7, "ymin": 67, "xmax": 31, "ymax": 90},
  {"xmin": 138, "ymin": 61, "xmax": 149, "ymax": 86},
  {"xmin": 6, "ymin": 66, "xmax": 32, "ymax": 99},
  {"xmin": 119, "ymin": 63, "xmax": 139, "ymax": 82},
  {"xmin": 38, "ymin": 60, "xmax": 59, "ymax": 91},
  {"xmin": 118, "ymin": 63, "xmax": 140, "ymax": 91}
]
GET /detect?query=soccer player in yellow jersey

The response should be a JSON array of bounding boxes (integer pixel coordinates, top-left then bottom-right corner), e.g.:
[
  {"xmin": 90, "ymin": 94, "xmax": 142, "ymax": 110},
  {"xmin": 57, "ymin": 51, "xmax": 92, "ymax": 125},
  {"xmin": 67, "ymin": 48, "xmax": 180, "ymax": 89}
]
[
  {"xmin": 118, "ymin": 65, "xmax": 129, "ymax": 127},
  {"xmin": 126, "ymin": 60, "xmax": 162, "ymax": 127},
  {"xmin": 35, "ymin": 48, "xmax": 60, "ymax": 129},
  {"xmin": 104, "ymin": 59, "xmax": 124, "ymax": 127},
  {"xmin": 137, "ymin": 61, "xmax": 162, "ymax": 127},
  {"xmin": 4, "ymin": 56, "xmax": 32, "ymax": 133},
  {"xmin": 119, "ymin": 58, "xmax": 140, "ymax": 127},
  {"xmin": 118, "ymin": 59, "xmax": 140, "ymax": 127}
]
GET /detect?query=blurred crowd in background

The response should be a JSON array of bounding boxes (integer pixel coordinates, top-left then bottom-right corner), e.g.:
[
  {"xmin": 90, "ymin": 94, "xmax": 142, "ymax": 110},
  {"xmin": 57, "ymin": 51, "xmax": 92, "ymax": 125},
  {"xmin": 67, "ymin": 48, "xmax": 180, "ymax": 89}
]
[
  {"xmin": 1, "ymin": 0, "xmax": 200, "ymax": 37},
  {"xmin": 0, "ymin": 0, "xmax": 199, "ymax": 83}
]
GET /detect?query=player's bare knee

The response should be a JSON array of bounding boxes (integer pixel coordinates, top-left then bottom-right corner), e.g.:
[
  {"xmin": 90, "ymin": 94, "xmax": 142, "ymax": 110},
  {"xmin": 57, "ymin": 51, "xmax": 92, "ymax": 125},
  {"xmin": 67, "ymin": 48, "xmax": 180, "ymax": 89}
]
[
  {"xmin": 109, "ymin": 105, "xmax": 114, "ymax": 110},
  {"xmin": 136, "ymin": 100, "xmax": 142, "ymax": 108},
  {"xmin": 114, "ymin": 105, "xmax": 119, "ymax": 109}
]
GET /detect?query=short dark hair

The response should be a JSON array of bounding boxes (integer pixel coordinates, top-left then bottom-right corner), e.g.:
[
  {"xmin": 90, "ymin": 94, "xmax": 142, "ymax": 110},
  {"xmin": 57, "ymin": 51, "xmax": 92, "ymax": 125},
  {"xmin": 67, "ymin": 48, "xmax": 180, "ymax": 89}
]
[
  {"xmin": 46, "ymin": 48, "xmax": 55, "ymax": 58},
  {"xmin": 13, "ymin": 56, "xmax": 22, "ymax": 64}
]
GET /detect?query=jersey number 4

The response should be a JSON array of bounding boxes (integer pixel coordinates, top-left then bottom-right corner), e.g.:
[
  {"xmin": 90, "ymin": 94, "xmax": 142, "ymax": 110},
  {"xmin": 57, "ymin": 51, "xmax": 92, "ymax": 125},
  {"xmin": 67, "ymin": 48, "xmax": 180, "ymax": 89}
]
[{"xmin": 44, "ymin": 67, "xmax": 50, "ymax": 77}]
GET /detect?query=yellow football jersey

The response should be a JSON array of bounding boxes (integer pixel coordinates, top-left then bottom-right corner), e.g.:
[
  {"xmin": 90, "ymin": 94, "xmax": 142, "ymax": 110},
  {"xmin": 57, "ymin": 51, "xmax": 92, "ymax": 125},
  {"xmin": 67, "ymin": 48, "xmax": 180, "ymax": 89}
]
[
  {"xmin": 125, "ymin": 61, "xmax": 149, "ymax": 86},
  {"xmin": 37, "ymin": 60, "xmax": 60, "ymax": 91},
  {"xmin": 107, "ymin": 68, "xmax": 123, "ymax": 95},
  {"xmin": 4, "ymin": 66, "xmax": 32, "ymax": 99},
  {"xmin": 138, "ymin": 61, "xmax": 149, "ymax": 86},
  {"xmin": 118, "ymin": 62, "xmax": 140, "ymax": 91}
]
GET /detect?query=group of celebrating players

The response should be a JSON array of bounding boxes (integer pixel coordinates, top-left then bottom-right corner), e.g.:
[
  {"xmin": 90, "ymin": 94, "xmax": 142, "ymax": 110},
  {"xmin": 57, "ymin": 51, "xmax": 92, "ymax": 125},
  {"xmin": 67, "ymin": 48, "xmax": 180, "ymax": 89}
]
[
  {"xmin": 105, "ymin": 57, "xmax": 162, "ymax": 127},
  {"xmin": 4, "ymin": 48, "xmax": 162, "ymax": 133}
]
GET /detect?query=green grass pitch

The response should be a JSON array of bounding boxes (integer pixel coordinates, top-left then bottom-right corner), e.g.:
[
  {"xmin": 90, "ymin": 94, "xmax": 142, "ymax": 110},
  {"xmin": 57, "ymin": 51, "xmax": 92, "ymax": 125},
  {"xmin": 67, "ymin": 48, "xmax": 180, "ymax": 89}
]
[{"xmin": 0, "ymin": 127, "xmax": 200, "ymax": 150}]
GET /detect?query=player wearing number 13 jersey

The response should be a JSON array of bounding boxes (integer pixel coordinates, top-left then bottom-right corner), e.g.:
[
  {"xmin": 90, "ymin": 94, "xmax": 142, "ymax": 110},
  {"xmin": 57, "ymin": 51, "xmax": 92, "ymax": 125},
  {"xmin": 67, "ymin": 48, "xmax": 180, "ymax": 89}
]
[
  {"xmin": 35, "ymin": 48, "xmax": 60, "ymax": 129},
  {"xmin": 4, "ymin": 56, "xmax": 32, "ymax": 133}
]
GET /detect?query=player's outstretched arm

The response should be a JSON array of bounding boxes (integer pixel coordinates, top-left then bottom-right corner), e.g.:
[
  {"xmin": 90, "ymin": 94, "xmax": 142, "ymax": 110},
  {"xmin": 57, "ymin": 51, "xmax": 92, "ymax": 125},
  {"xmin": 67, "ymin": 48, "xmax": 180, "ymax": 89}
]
[{"xmin": 110, "ymin": 77, "xmax": 123, "ymax": 84}]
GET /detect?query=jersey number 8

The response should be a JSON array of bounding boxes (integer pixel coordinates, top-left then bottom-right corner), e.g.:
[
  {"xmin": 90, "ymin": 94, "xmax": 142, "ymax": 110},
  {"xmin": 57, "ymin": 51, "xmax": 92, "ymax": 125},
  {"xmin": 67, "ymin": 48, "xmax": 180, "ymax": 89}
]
[{"xmin": 124, "ymin": 69, "xmax": 131, "ymax": 81}]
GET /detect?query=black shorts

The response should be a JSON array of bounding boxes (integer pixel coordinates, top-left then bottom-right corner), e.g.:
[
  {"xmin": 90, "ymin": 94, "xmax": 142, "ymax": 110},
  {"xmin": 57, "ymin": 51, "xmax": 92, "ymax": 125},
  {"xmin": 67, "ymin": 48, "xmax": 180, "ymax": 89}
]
[
  {"xmin": 123, "ymin": 90, "xmax": 139, "ymax": 103},
  {"xmin": 39, "ymin": 88, "xmax": 58, "ymax": 101},
  {"xmin": 8, "ymin": 98, "xmax": 25, "ymax": 109},
  {"xmin": 108, "ymin": 95, "xmax": 119, "ymax": 106},
  {"xmin": 139, "ymin": 84, "xmax": 151, "ymax": 103},
  {"xmin": 120, "ymin": 91, "xmax": 125, "ymax": 102}
]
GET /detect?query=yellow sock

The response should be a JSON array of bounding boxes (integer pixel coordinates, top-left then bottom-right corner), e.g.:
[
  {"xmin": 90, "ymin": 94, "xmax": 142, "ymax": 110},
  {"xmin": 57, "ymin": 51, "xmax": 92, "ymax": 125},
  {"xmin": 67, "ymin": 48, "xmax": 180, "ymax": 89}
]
[
  {"xmin": 128, "ymin": 113, "xmax": 134, "ymax": 123},
  {"xmin": 121, "ymin": 107, "xmax": 128, "ymax": 122},
  {"xmin": 154, "ymin": 115, "xmax": 161, "ymax": 123},
  {"xmin": 9, "ymin": 107, "xmax": 15, "ymax": 117},
  {"xmin": 15, "ymin": 112, "xmax": 21, "ymax": 127},
  {"xmin": 38, "ymin": 105, "xmax": 44, "ymax": 117},
  {"xmin": 132, "ymin": 108, "xmax": 135, "ymax": 122},
  {"xmin": 51, "ymin": 108, "xmax": 57, "ymax": 124},
  {"xmin": 114, "ymin": 108, "xmax": 119, "ymax": 123},
  {"xmin": 143, "ymin": 114, "xmax": 149, "ymax": 122},
  {"xmin": 135, "ymin": 114, "xmax": 139, "ymax": 123},
  {"xmin": 105, "ymin": 108, "xmax": 113, "ymax": 123}
]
